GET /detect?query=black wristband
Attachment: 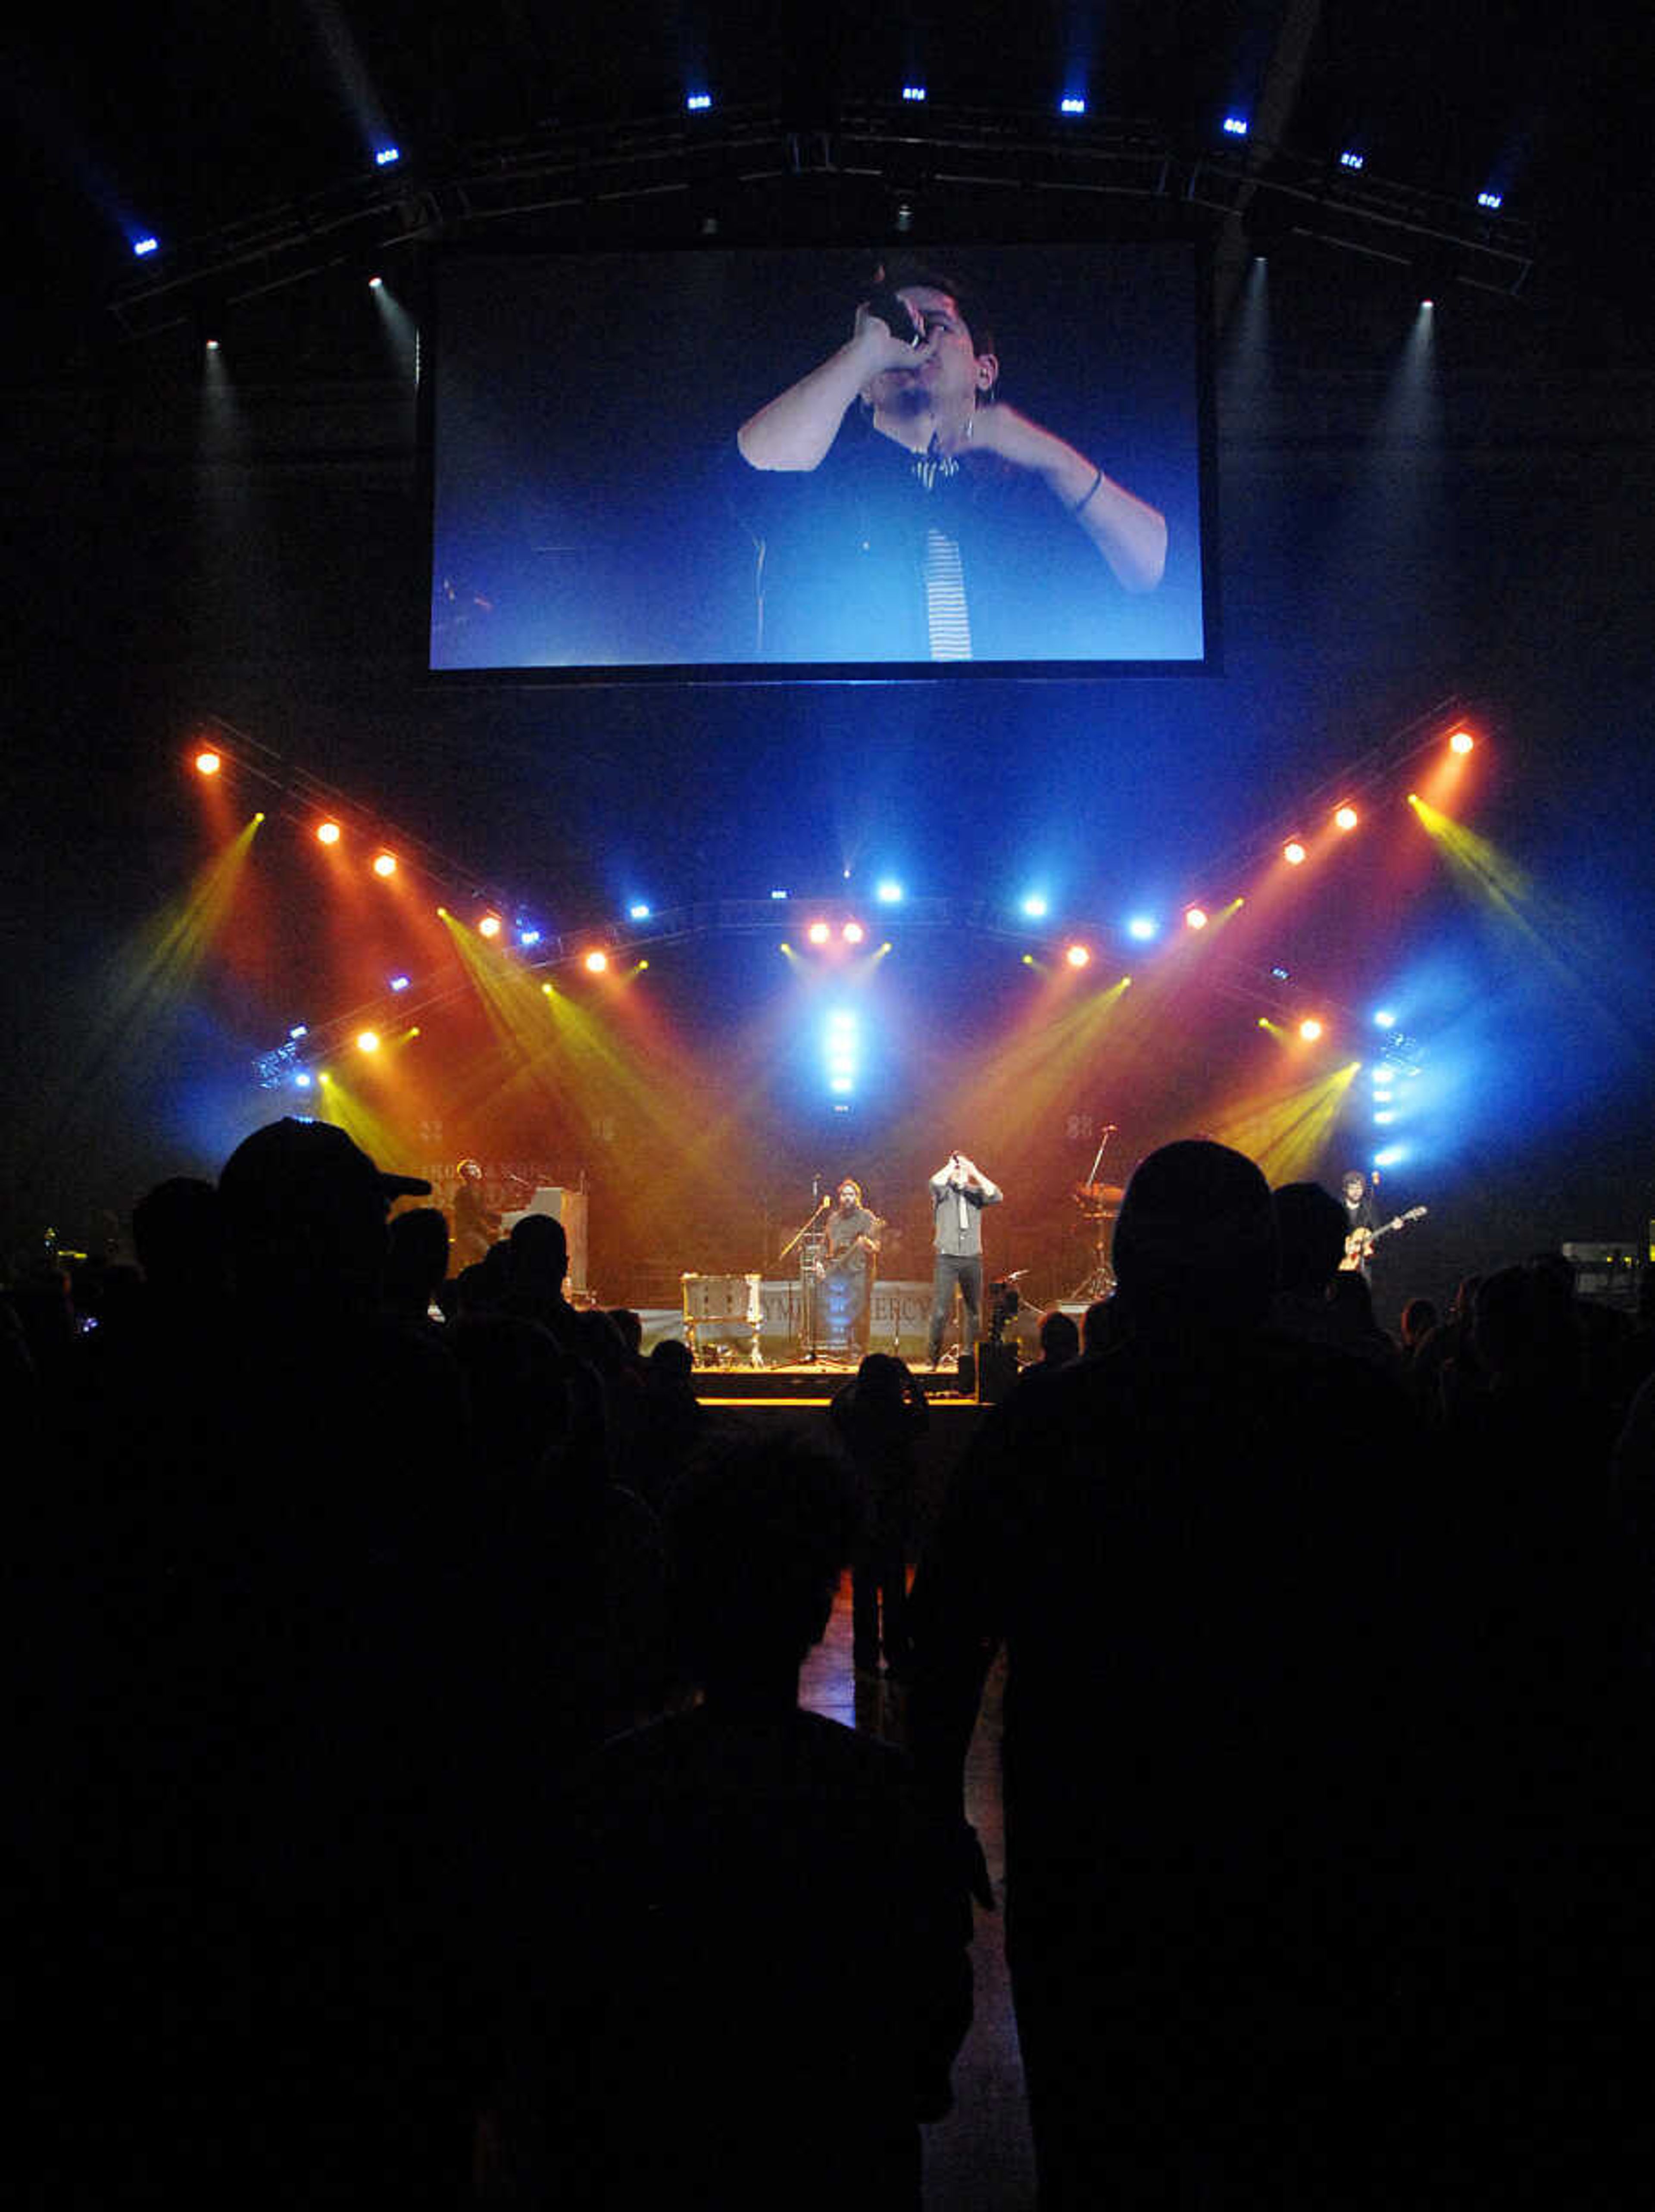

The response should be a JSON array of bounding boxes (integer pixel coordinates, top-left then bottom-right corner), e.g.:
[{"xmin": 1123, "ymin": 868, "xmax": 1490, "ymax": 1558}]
[{"xmin": 1071, "ymin": 464, "xmax": 1105, "ymax": 515}]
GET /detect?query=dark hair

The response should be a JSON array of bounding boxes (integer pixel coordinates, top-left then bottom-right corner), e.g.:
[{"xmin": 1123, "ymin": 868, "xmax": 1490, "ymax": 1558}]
[
  {"xmin": 871, "ymin": 256, "xmax": 999, "ymax": 400},
  {"xmin": 1271, "ymin": 1182, "xmax": 1348, "ymax": 1292},
  {"xmin": 665, "ymin": 1434, "xmax": 857, "ymax": 1684},
  {"xmin": 1114, "ymin": 1140, "xmax": 1277, "ymax": 1329},
  {"xmin": 1038, "ymin": 1309, "xmax": 1080, "ymax": 1364}
]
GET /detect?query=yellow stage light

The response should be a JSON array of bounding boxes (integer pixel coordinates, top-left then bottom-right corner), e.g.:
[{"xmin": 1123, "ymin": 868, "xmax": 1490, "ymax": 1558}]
[
  {"xmin": 372, "ymin": 852, "xmax": 397, "ymax": 878},
  {"xmin": 194, "ymin": 750, "xmax": 221, "ymax": 776},
  {"xmin": 1333, "ymin": 805, "xmax": 1359, "ymax": 831},
  {"xmin": 316, "ymin": 820, "xmax": 342, "ymax": 845},
  {"xmin": 1283, "ymin": 840, "xmax": 1307, "ymax": 866}
]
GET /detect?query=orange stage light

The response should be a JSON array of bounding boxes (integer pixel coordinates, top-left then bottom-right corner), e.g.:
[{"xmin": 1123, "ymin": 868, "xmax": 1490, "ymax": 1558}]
[
  {"xmin": 842, "ymin": 920, "xmax": 865, "ymax": 945},
  {"xmin": 1064, "ymin": 943, "xmax": 1091, "ymax": 969},
  {"xmin": 356, "ymin": 1030, "xmax": 381, "ymax": 1053},
  {"xmin": 478, "ymin": 914, "xmax": 503, "ymax": 939},
  {"xmin": 1283, "ymin": 840, "xmax": 1307, "ymax": 866},
  {"xmin": 1333, "ymin": 805, "xmax": 1359, "ymax": 831},
  {"xmin": 316, "ymin": 820, "xmax": 342, "ymax": 845},
  {"xmin": 1448, "ymin": 729, "xmax": 1474, "ymax": 755},
  {"xmin": 807, "ymin": 920, "xmax": 831, "ymax": 946},
  {"xmin": 1184, "ymin": 906, "xmax": 1208, "ymax": 931},
  {"xmin": 1298, "ymin": 1017, "xmax": 1324, "ymax": 1042},
  {"xmin": 194, "ymin": 750, "xmax": 222, "ymax": 776},
  {"xmin": 584, "ymin": 949, "xmax": 609, "ymax": 974},
  {"xmin": 372, "ymin": 852, "xmax": 397, "ymax": 878}
]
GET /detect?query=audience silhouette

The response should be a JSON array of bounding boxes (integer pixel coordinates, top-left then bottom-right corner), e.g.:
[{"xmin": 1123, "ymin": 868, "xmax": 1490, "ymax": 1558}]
[
  {"xmin": 495, "ymin": 1431, "xmax": 972, "ymax": 2209},
  {"xmin": 8, "ymin": 1122, "xmax": 1650, "ymax": 2207}
]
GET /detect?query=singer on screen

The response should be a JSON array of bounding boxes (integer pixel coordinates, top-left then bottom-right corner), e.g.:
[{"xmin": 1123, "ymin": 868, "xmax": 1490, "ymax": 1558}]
[{"xmin": 731, "ymin": 259, "xmax": 1166, "ymax": 664}]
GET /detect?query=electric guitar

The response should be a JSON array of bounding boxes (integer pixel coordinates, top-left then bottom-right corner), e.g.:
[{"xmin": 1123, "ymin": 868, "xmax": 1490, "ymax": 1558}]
[{"xmin": 1341, "ymin": 1205, "xmax": 1428, "ymax": 1270}]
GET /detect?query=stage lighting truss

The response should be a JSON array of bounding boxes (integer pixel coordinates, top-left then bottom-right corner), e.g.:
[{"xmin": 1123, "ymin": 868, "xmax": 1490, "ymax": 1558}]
[
  {"xmin": 254, "ymin": 1036, "xmax": 308, "ymax": 1090},
  {"xmin": 232, "ymin": 688, "xmax": 1468, "ymax": 1097},
  {"xmin": 108, "ymin": 100, "xmax": 1536, "ymax": 345}
]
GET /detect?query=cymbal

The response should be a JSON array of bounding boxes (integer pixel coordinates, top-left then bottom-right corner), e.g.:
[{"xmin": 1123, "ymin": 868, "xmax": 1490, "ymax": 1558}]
[{"xmin": 1073, "ymin": 1181, "xmax": 1125, "ymax": 1206}]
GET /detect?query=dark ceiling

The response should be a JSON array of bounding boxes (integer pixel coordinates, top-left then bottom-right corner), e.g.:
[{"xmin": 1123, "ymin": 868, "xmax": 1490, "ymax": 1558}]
[{"xmin": 5, "ymin": 0, "xmax": 1648, "ymax": 370}]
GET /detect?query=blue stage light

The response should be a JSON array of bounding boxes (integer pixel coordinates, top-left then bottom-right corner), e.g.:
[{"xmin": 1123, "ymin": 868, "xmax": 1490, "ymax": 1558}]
[
  {"xmin": 824, "ymin": 1008, "xmax": 859, "ymax": 1098},
  {"xmin": 770, "ymin": 888, "xmax": 788, "ymax": 900},
  {"xmin": 1373, "ymin": 1145, "xmax": 1406, "ymax": 1169},
  {"xmin": 375, "ymin": 146, "xmax": 400, "ymax": 167},
  {"xmin": 289, "ymin": 1023, "xmax": 309, "ymax": 1040},
  {"xmin": 1477, "ymin": 189, "xmax": 1502, "ymax": 211},
  {"xmin": 1223, "ymin": 115, "xmax": 1249, "ymax": 137},
  {"xmin": 389, "ymin": 974, "xmax": 411, "ymax": 993},
  {"xmin": 133, "ymin": 235, "xmax": 159, "ymax": 258},
  {"xmin": 1059, "ymin": 95, "xmax": 1087, "ymax": 116},
  {"xmin": 1373, "ymin": 1007, "xmax": 1397, "ymax": 1028},
  {"xmin": 628, "ymin": 902, "xmax": 652, "ymax": 921},
  {"xmin": 686, "ymin": 93, "xmax": 712, "ymax": 111},
  {"xmin": 293, "ymin": 1071, "xmax": 312, "ymax": 1090},
  {"xmin": 875, "ymin": 879, "xmax": 904, "ymax": 904},
  {"xmin": 518, "ymin": 927, "xmax": 541, "ymax": 948},
  {"xmin": 1126, "ymin": 915, "xmax": 1159, "ymax": 942},
  {"xmin": 901, "ymin": 84, "xmax": 926, "ymax": 102},
  {"xmin": 1019, "ymin": 893, "xmax": 1049, "ymax": 920},
  {"xmin": 1339, "ymin": 150, "xmax": 1365, "ymax": 170}
]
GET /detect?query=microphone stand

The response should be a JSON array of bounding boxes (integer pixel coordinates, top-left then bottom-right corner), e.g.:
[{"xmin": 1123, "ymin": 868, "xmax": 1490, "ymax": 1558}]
[{"xmin": 778, "ymin": 1193, "xmax": 831, "ymax": 1364}]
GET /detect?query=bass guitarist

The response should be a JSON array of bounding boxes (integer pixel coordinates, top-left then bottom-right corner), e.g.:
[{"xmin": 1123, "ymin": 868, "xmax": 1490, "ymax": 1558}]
[{"xmin": 817, "ymin": 1178, "xmax": 885, "ymax": 1354}]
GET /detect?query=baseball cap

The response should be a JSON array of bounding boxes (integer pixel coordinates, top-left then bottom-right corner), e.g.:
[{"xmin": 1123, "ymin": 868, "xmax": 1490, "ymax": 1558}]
[{"xmin": 219, "ymin": 1116, "xmax": 431, "ymax": 1223}]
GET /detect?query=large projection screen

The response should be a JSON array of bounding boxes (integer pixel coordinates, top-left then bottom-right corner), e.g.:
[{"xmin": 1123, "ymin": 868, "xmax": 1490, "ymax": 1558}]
[{"xmin": 428, "ymin": 242, "xmax": 1213, "ymax": 679}]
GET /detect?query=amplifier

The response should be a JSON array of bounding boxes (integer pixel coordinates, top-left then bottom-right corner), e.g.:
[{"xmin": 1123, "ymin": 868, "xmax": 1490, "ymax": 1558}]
[{"xmin": 1561, "ymin": 1241, "xmax": 1641, "ymax": 1308}]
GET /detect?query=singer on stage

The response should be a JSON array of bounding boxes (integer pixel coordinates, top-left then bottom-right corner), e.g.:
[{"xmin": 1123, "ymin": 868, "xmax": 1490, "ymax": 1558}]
[{"xmin": 927, "ymin": 1151, "xmax": 1003, "ymax": 1368}]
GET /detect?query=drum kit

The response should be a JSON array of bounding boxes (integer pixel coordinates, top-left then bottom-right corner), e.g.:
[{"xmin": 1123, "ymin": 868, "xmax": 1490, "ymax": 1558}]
[
  {"xmin": 1068, "ymin": 1121, "xmax": 1124, "ymax": 1302},
  {"xmin": 1069, "ymin": 1179, "xmax": 1124, "ymax": 1302}
]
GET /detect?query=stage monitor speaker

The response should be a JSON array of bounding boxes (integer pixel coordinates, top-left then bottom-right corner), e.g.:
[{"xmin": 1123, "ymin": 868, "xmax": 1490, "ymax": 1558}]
[{"xmin": 976, "ymin": 1341, "xmax": 1020, "ymax": 1404}]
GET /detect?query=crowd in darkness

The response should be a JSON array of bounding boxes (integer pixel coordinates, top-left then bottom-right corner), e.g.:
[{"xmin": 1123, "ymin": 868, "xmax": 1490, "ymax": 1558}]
[{"xmin": 6, "ymin": 1119, "xmax": 1652, "ymax": 2207}]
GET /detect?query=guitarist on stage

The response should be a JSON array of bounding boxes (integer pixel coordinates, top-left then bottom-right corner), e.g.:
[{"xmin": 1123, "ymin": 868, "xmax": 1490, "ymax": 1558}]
[
  {"xmin": 818, "ymin": 1178, "xmax": 884, "ymax": 1353},
  {"xmin": 1340, "ymin": 1170, "xmax": 1380, "ymax": 1275},
  {"xmin": 1340, "ymin": 1168, "xmax": 1427, "ymax": 1276}
]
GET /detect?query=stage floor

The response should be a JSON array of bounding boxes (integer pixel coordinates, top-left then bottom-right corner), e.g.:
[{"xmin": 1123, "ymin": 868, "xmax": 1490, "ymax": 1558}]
[{"xmin": 687, "ymin": 1358, "xmax": 981, "ymax": 1402}]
